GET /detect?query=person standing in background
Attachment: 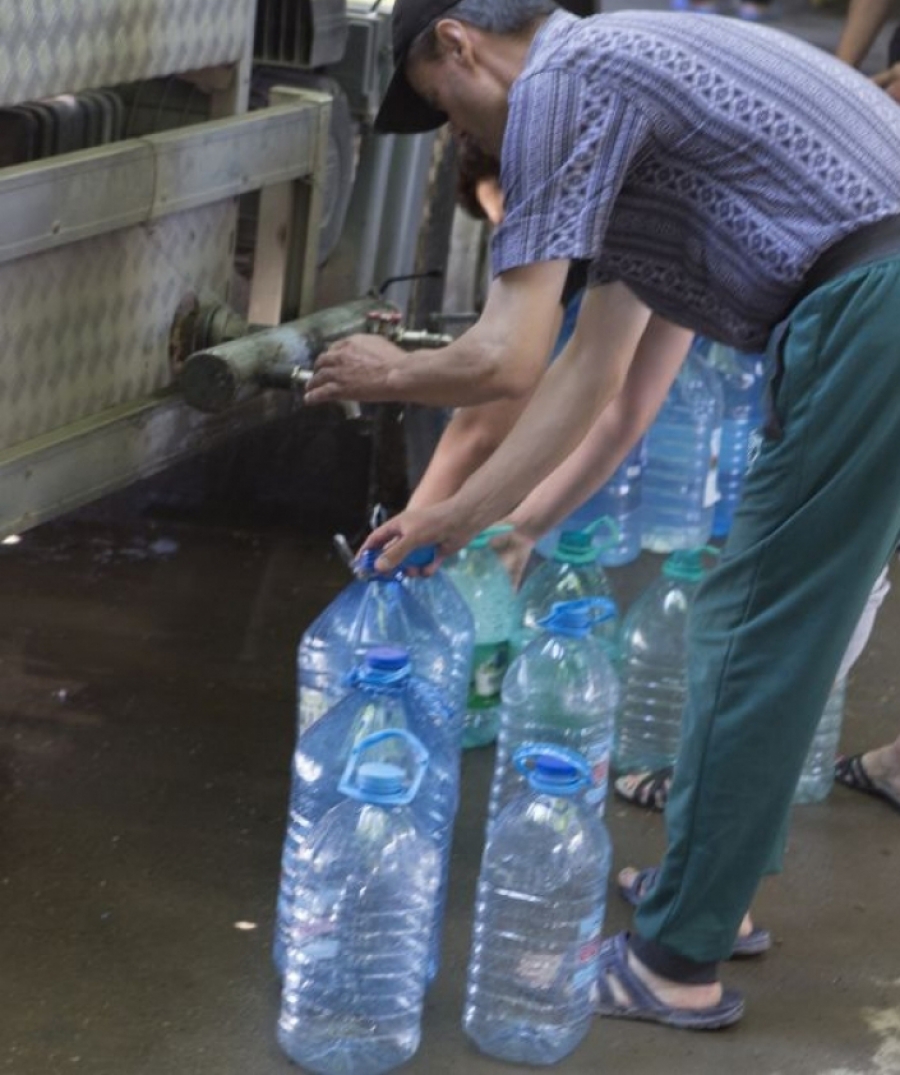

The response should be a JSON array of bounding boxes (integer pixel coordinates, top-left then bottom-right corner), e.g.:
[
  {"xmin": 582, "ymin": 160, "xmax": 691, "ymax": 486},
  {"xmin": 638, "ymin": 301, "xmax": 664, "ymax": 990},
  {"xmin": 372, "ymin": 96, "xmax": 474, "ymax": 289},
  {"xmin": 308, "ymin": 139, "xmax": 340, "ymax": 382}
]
[{"xmin": 837, "ymin": 0, "xmax": 900, "ymax": 98}]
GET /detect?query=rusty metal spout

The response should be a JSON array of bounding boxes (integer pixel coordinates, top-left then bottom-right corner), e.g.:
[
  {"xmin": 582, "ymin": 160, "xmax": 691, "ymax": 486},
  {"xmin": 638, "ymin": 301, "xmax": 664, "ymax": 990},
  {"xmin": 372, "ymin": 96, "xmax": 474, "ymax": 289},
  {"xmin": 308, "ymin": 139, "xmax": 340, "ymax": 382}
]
[{"xmin": 175, "ymin": 297, "xmax": 399, "ymax": 415}]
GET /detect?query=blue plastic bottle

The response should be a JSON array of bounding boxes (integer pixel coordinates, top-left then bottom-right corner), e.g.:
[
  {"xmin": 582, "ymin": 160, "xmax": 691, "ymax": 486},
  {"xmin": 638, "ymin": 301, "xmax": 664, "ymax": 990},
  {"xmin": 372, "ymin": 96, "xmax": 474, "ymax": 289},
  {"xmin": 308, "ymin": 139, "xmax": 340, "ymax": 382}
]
[
  {"xmin": 614, "ymin": 548, "xmax": 716, "ymax": 774},
  {"xmin": 463, "ymin": 745, "xmax": 610, "ymax": 1065},
  {"xmin": 490, "ymin": 599, "xmax": 619, "ymax": 830},
  {"xmin": 278, "ymin": 730, "xmax": 439, "ymax": 1075},
  {"xmin": 536, "ymin": 441, "xmax": 645, "ymax": 567},
  {"xmin": 444, "ymin": 528, "xmax": 516, "ymax": 749},
  {"xmin": 512, "ymin": 523, "xmax": 617, "ymax": 657},
  {"xmin": 641, "ymin": 345, "xmax": 724, "ymax": 552},
  {"xmin": 702, "ymin": 343, "xmax": 769, "ymax": 539},
  {"xmin": 296, "ymin": 550, "xmax": 455, "ymax": 735},
  {"xmin": 401, "ymin": 546, "xmax": 475, "ymax": 732},
  {"xmin": 274, "ymin": 649, "xmax": 459, "ymax": 979}
]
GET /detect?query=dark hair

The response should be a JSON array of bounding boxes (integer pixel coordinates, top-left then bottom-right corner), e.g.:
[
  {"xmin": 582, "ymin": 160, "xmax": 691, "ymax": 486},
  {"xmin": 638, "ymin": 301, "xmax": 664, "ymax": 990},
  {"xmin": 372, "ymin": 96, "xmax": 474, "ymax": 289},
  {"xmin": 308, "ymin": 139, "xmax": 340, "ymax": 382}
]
[
  {"xmin": 455, "ymin": 135, "xmax": 501, "ymax": 219},
  {"xmin": 409, "ymin": 0, "xmax": 558, "ymax": 64}
]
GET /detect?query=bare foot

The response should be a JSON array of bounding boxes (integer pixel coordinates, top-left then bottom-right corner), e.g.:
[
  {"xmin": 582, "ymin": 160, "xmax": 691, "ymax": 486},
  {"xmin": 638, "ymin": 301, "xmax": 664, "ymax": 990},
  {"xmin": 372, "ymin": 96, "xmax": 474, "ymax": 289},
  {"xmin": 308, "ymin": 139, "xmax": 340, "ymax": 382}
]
[
  {"xmin": 860, "ymin": 740, "xmax": 900, "ymax": 799},
  {"xmin": 626, "ymin": 948, "xmax": 723, "ymax": 1011}
]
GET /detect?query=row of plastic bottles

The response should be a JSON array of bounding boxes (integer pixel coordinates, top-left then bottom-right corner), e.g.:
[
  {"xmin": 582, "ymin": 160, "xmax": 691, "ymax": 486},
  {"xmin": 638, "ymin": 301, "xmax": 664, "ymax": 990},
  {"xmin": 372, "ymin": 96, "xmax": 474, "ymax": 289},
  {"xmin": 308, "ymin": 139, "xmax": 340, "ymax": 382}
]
[
  {"xmin": 277, "ymin": 525, "xmax": 846, "ymax": 1072},
  {"xmin": 613, "ymin": 546, "xmax": 847, "ymax": 804},
  {"xmin": 279, "ymin": 588, "xmax": 622, "ymax": 1072},
  {"xmin": 538, "ymin": 339, "xmax": 770, "ymax": 563}
]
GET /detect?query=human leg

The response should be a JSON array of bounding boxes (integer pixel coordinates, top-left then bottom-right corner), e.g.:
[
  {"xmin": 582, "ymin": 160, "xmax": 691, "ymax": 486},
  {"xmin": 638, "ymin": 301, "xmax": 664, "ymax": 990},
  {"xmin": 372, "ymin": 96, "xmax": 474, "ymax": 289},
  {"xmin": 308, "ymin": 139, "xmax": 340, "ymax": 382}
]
[{"xmin": 631, "ymin": 257, "xmax": 900, "ymax": 977}]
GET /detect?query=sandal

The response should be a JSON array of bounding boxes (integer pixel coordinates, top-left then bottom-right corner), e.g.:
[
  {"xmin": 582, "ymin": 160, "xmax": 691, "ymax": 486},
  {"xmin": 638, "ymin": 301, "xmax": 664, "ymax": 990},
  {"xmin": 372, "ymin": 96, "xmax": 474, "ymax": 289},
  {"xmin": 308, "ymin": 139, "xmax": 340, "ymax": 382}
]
[
  {"xmin": 835, "ymin": 754, "xmax": 900, "ymax": 814},
  {"xmin": 593, "ymin": 933, "xmax": 745, "ymax": 1030},
  {"xmin": 614, "ymin": 768, "xmax": 673, "ymax": 812},
  {"xmin": 617, "ymin": 868, "xmax": 772, "ymax": 958}
]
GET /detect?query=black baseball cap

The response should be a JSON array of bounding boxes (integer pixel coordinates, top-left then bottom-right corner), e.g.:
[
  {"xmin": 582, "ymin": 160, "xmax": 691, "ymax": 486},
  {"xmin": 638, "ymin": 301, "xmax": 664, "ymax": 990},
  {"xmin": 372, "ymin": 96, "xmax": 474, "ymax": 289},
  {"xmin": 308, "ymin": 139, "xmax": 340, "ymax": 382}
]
[{"xmin": 374, "ymin": 0, "xmax": 461, "ymax": 134}]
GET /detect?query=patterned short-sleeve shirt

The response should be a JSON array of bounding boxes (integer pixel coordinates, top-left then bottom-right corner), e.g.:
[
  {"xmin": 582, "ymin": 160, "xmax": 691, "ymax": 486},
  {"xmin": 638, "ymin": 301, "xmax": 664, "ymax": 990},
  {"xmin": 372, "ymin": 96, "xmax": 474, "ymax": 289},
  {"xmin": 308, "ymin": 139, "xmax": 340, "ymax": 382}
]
[{"xmin": 493, "ymin": 11, "xmax": 900, "ymax": 349}]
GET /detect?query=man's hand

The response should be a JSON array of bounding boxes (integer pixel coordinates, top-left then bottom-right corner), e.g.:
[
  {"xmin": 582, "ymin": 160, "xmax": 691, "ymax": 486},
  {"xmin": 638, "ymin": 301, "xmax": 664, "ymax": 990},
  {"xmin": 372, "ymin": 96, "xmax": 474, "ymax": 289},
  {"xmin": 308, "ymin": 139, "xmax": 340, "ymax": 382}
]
[
  {"xmin": 490, "ymin": 527, "xmax": 536, "ymax": 589},
  {"xmin": 304, "ymin": 334, "xmax": 404, "ymax": 405},
  {"xmin": 361, "ymin": 499, "xmax": 481, "ymax": 575},
  {"xmin": 874, "ymin": 63, "xmax": 900, "ymax": 103}
]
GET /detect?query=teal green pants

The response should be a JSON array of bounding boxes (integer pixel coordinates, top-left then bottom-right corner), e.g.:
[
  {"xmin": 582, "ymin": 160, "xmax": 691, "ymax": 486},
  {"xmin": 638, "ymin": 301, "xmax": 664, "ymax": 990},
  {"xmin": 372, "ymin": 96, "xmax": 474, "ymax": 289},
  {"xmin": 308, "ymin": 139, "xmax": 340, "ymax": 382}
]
[{"xmin": 634, "ymin": 255, "xmax": 900, "ymax": 964}]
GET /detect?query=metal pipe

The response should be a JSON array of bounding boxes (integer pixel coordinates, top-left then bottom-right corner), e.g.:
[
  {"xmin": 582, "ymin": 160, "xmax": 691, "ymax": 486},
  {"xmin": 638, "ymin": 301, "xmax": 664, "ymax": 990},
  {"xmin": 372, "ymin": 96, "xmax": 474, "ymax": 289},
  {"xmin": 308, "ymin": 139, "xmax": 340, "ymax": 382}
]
[{"xmin": 178, "ymin": 296, "xmax": 397, "ymax": 414}]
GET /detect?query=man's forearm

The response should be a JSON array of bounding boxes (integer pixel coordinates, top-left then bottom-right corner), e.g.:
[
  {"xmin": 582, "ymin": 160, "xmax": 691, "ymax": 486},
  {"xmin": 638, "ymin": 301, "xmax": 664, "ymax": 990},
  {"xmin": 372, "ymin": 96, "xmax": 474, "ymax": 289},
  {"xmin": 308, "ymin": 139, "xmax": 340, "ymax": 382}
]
[
  {"xmin": 408, "ymin": 396, "xmax": 530, "ymax": 509},
  {"xmin": 509, "ymin": 318, "xmax": 693, "ymax": 539},
  {"xmin": 448, "ymin": 283, "xmax": 653, "ymax": 536}
]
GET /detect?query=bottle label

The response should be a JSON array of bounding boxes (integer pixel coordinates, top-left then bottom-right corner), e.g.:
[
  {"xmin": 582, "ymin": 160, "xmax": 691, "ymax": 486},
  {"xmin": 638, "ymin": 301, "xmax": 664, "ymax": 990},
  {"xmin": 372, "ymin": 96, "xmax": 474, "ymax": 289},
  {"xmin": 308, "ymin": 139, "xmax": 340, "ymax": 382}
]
[
  {"xmin": 746, "ymin": 426, "xmax": 764, "ymax": 474},
  {"xmin": 572, "ymin": 909, "xmax": 604, "ymax": 990},
  {"xmin": 583, "ymin": 744, "xmax": 610, "ymax": 809},
  {"xmin": 289, "ymin": 889, "xmax": 341, "ymax": 961},
  {"xmin": 516, "ymin": 949, "xmax": 565, "ymax": 991},
  {"xmin": 467, "ymin": 642, "xmax": 510, "ymax": 710},
  {"xmin": 703, "ymin": 426, "xmax": 722, "ymax": 508},
  {"xmin": 298, "ymin": 688, "xmax": 332, "ymax": 734}
]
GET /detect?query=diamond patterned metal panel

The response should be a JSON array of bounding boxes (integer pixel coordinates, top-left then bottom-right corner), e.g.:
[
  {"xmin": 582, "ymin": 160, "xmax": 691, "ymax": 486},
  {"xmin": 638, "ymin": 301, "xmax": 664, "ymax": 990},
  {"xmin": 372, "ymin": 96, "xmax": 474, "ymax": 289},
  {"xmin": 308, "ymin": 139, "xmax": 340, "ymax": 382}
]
[
  {"xmin": 0, "ymin": 0, "xmax": 254, "ymax": 107},
  {"xmin": 0, "ymin": 202, "xmax": 235, "ymax": 450}
]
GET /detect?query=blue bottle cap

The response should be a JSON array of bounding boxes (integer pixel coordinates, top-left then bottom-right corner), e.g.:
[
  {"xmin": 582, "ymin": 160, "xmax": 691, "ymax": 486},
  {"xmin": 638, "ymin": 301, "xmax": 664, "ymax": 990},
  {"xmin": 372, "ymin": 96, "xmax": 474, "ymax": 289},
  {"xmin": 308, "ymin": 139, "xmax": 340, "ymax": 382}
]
[
  {"xmin": 365, "ymin": 647, "xmax": 411, "ymax": 673},
  {"xmin": 513, "ymin": 743, "xmax": 591, "ymax": 796},
  {"xmin": 356, "ymin": 761, "xmax": 406, "ymax": 798},
  {"xmin": 663, "ymin": 546, "xmax": 719, "ymax": 583},
  {"xmin": 537, "ymin": 597, "xmax": 618, "ymax": 637},
  {"xmin": 401, "ymin": 545, "xmax": 437, "ymax": 569}
]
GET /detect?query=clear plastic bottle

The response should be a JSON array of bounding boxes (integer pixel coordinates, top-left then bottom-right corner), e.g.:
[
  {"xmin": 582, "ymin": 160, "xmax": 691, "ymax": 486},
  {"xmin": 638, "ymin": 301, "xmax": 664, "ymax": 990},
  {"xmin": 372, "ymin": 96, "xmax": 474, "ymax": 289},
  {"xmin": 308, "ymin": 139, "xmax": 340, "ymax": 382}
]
[
  {"xmin": 794, "ymin": 677, "xmax": 847, "ymax": 804},
  {"xmin": 279, "ymin": 730, "xmax": 440, "ymax": 1075},
  {"xmin": 641, "ymin": 345, "xmax": 724, "ymax": 552},
  {"xmin": 401, "ymin": 546, "xmax": 475, "ymax": 734},
  {"xmin": 614, "ymin": 548, "xmax": 716, "ymax": 774},
  {"xmin": 444, "ymin": 528, "xmax": 516, "ymax": 749},
  {"xmin": 702, "ymin": 343, "xmax": 769, "ymax": 539},
  {"xmin": 274, "ymin": 649, "xmax": 459, "ymax": 979},
  {"xmin": 512, "ymin": 523, "xmax": 617, "ymax": 657},
  {"xmin": 490, "ymin": 598, "xmax": 619, "ymax": 830},
  {"xmin": 536, "ymin": 443, "xmax": 645, "ymax": 568},
  {"xmin": 296, "ymin": 550, "xmax": 455, "ymax": 735},
  {"xmin": 463, "ymin": 745, "xmax": 610, "ymax": 1065}
]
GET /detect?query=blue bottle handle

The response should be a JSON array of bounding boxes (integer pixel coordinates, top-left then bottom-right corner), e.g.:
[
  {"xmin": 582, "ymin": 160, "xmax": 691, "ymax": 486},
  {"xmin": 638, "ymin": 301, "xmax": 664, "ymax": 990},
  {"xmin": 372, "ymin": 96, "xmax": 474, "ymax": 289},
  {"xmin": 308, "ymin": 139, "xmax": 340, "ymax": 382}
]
[
  {"xmin": 513, "ymin": 742, "xmax": 592, "ymax": 787},
  {"xmin": 338, "ymin": 728, "xmax": 429, "ymax": 804}
]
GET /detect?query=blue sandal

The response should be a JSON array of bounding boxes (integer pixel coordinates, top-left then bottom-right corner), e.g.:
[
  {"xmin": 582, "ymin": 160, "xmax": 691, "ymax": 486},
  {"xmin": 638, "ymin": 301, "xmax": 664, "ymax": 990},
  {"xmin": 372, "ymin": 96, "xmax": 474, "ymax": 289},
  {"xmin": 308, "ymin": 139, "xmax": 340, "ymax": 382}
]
[
  {"xmin": 618, "ymin": 867, "xmax": 772, "ymax": 958},
  {"xmin": 594, "ymin": 933, "xmax": 745, "ymax": 1030}
]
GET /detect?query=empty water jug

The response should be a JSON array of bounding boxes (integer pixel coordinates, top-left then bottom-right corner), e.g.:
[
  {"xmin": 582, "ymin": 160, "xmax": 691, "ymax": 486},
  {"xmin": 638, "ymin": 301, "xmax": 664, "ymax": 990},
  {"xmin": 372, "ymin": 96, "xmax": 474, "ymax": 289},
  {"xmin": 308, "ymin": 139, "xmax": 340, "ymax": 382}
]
[
  {"xmin": 278, "ymin": 729, "xmax": 439, "ymax": 1075},
  {"xmin": 490, "ymin": 598, "xmax": 619, "ymax": 829},
  {"xmin": 642, "ymin": 345, "xmax": 724, "ymax": 552},
  {"xmin": 513, "ymin": 522, "xmax": 617, "ymax": 657},
  {"xmin": 614, "ymin": 548, "xmax": 717, "ymax": 774},
  {"xmin": 275, "ymin": 649, "xmax": 458, "ymax": 978},
  {"xmin": 463, "ymin": 744, "xmax": 610, "ymax": 1065},
  {"xmin": 444, "ymin": 528, "xmax": 516, "ymax": 749}
]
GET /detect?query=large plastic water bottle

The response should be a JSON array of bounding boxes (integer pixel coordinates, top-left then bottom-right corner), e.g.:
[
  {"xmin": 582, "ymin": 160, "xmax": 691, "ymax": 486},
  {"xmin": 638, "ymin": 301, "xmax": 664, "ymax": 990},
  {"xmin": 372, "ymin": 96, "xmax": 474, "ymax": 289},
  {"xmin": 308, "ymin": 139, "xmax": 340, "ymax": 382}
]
[
  {"xmin": 794, "ymin": 677, "xmax": 847, "ymax": 804},
  {"xmin": 489, "ymin": 599, "xmax": 619, "ymax": 830},
  {"xmin": 275, "ymin": 649, "xmax": 459, "ymax": 977},
  {"xmin": 642, "ymin": 345, "xmax": 724, "ymax": 552},
  {"xmin": 279, "ymin": 730, "xmax": 440, "ymax": 1075},
  {"xmin": 444, "ymin": 527, "xmax": 516, "ymax": 749},
  {"xmin": 614, "ymin": 548, "xmax": 716, "ymax": 774},
  {"xmin": 702, "ymin": 343, "xmax": 769, "ymax": 539},
  {"xmin": 536, "ymin": 443, "xmax": 645, "ymax": 568},
  {"xmin": 512, "ymin": 522, "xmax": 617, "ymax": 657},
  {"xmin": 401, "ymin": 546, "xmax": 475, "ymax": 729},
  {"xmin": 463, "ymin": 744, "xmax": 610, "ymax": 1065},
  {"xmin": 296, "ymin": 550, "xmax": 455, "ymax": 735}
]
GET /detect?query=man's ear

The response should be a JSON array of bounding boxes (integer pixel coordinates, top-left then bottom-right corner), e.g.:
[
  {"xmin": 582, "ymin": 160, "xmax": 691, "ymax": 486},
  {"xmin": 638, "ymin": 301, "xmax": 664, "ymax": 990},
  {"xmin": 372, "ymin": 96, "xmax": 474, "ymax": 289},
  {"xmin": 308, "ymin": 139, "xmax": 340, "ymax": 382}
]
[{"xmin": 434, "ymin": 18, "xmax": 477, "ymax": 66}]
